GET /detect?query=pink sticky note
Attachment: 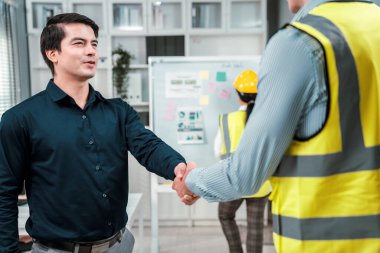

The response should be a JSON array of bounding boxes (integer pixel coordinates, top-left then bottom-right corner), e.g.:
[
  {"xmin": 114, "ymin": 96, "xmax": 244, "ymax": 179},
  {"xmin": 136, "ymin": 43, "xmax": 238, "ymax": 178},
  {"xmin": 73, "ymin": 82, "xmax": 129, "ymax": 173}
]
[
  {"xmin": 208, "ymin": 82, "xmax": 217, "ymax": 92},
  {"xmin": 163, "ymin": 101, "xmax": 176, "ymax": 121},
  {"xmin": 219, "ymin": 89, "xmax": 230, "ymax": 100}
]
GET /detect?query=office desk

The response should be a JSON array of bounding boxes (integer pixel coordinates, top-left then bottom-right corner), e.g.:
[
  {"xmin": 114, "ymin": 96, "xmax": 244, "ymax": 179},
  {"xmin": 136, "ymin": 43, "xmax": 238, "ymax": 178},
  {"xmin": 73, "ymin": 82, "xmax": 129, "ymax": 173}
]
[{"xmin": 18, "ymin": 193, "xmax": 144, "ymax": 253}]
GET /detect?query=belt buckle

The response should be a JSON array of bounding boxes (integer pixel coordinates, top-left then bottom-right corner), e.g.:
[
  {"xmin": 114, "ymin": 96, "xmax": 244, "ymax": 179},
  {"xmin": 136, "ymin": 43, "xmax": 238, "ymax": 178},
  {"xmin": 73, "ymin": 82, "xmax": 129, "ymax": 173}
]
[{"xmin": 90, "ymin": 241, "xmax": 110, "ymax": 253}]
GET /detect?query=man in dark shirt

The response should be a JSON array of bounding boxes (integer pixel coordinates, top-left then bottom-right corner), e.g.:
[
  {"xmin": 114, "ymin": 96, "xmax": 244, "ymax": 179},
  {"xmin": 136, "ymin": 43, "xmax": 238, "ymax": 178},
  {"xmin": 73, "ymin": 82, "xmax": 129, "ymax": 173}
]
[{"xmin": 0, "ymin": 13, "xmax": 186, "ymax": 253}]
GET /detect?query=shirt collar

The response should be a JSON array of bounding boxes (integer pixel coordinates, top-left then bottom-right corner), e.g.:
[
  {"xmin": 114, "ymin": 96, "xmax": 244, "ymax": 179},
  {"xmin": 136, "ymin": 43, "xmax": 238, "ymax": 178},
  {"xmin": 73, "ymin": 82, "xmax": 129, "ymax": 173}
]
[
  {"xmin": 93, "ymin": 89, "xmax": 106, "ymax": 102},
  {"xmin": 46, "ymin": 79, "xmax": 69, "ymax": 102},
  {"xmin": 46, "ymin": 79, "xmax": 106, "ymax": 103}
]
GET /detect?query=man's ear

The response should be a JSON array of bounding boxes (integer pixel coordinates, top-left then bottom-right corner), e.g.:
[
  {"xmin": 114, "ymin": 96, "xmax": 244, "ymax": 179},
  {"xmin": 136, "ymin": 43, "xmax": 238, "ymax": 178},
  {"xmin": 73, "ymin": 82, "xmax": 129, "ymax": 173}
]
[{"xmin": 45, "ymin": 50, "xmax": 58, "ymax": 63}]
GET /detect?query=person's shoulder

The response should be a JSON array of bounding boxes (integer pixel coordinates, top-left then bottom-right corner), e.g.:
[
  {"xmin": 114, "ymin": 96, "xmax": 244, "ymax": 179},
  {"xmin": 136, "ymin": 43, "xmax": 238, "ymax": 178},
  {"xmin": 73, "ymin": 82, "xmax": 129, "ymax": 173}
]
[
  {"xmin": 3, "ymin": 90, "xmax": 47, "ymax": 117},
  {"xmin": 267, "ymin": 26, "xmax": 300, "ymax": 42},
  {"xmin": 270, "ymin": 25, "xmax": 322, "ymax": 54},
  {"xmin": 92, "ymin": 89, "xmax": 137, "ymax": 116},
  {"xmin": 1, "ymin": 92, "xmax": 42, "ymax": 127},
  {"xmin": 262, "ymin": 26, "xmax": 322, "ymax": 69},
  {"xmin": 101, "ymin": 96, "xmax": 136, "ymax": 112},
  {"xmin": 104, "ymin": 97, "xmax": 124, "ymax": 104},
  {"xmin": 229, "ymin": 110, "xmax": 245, "ymax": 116},
  {"xmin": 103, "ymin": 96, "xmax": 128, "ymax": 107},
  {"xmin": 268, "ymin": 26, "xmax": 313, "ymax": 48}
]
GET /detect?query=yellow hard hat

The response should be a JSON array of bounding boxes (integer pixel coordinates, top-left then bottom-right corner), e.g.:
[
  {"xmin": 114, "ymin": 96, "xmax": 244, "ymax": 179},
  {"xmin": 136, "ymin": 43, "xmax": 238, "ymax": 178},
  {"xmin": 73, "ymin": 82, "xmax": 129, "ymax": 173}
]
[{"xmin": 233, "ymin": 69, "xmax": 258, "ymax": 94}]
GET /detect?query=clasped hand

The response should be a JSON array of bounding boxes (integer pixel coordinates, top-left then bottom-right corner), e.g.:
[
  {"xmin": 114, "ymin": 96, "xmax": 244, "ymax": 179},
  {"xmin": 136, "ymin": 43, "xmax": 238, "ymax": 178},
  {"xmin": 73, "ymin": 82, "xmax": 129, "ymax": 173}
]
[{"xmin": 172, "ymin": 162, "xmax": 199, "ymax": 205}]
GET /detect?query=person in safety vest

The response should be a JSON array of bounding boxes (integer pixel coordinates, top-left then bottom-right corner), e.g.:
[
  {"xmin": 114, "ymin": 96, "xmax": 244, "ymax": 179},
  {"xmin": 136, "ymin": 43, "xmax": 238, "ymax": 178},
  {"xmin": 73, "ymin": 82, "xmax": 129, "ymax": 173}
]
[
  {"xmin": 173, "ymin": 0, "xmax": 380, "ymax": 252},
  {"xmin": 214, "ymin": 69, "xmax": 271, "ymax": 253}
]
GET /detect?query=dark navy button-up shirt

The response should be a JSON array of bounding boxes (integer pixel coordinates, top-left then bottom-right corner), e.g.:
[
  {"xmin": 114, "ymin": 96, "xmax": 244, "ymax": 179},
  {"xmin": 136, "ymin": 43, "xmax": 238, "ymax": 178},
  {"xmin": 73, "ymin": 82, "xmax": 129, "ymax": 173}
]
[{"xmin": 0, "ymin": 80, "xmax": 185, "ymax": 252}]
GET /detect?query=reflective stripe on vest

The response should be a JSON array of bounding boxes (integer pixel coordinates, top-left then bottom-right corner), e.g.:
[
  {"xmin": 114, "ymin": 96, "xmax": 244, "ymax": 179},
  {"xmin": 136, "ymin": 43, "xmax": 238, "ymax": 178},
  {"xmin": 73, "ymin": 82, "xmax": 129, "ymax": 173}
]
[
  {"xmin": 219, "ymin": 111, "xmax": 246, "ymax": 158},
  {"xmin": 269, "ymin": 1, "xmax": 380, "ymax": 252},
  {"xmin": 219, "ymin": 111, "xmax": 271, "ymax": 198}
]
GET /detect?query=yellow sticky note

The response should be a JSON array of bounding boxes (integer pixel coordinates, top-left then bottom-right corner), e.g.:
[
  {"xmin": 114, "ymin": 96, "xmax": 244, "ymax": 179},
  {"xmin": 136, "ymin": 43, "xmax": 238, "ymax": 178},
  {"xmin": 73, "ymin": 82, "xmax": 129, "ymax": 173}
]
[
  {"xmin": 199, "ymin": 96, "xmax": 209, "ymax": 106},
  {"xmin": 199, "ymin": 71, "xmax": 209, "ymax": 80}
]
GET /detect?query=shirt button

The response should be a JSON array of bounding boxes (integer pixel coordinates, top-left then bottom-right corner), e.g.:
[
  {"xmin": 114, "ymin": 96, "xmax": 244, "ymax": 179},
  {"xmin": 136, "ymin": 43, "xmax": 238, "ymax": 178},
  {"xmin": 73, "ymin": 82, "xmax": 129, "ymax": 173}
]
[
  {"xmin": 82, "ymin": 115, "xmax": 86, "ymax": 119},
  {"xmin": 95, "ymin": 164, "xmax": 101, "ymax": 171},
  {"xmin": 103, "ymin": 193, "xmax": 107, "ymax": 198},
  {"xmin": 89, "ymin": 139, "xmax": 94, "ymax": 145}
]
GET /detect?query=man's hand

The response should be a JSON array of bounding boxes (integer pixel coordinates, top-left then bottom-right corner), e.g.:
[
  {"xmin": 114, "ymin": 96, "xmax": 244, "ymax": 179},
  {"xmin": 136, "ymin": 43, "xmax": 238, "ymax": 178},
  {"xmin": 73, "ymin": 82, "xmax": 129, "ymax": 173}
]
[
  {"xmin": 173, "ymin": 162, "xmax": 199, "ymax": 205},
  {"xmin": 174, "ymin": 162, "xmax": 187, "ymax": 181}
]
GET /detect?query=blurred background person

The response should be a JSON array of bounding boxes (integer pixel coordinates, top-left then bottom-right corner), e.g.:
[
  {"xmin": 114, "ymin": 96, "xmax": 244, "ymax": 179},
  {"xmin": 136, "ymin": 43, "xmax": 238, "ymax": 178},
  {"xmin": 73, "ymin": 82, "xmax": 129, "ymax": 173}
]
[{"xmin": 214, "ymin": 70, "xmax": 270, "ymax": 253}]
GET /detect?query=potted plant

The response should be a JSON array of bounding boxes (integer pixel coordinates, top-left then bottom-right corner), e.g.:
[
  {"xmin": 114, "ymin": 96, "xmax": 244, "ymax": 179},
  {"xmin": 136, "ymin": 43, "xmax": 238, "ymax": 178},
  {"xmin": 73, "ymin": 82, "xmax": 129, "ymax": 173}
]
[{"xmin": 112, "ymin": 45, "xmax": 134, "ymax": 99}]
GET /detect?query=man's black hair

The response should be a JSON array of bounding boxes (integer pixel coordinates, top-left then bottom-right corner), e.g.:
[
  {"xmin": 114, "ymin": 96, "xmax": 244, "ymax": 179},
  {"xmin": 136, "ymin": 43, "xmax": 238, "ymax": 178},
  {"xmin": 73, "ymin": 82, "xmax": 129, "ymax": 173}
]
[{"xmin": 40, "ymin": 13, "xmax": 99, "ymax": 75}]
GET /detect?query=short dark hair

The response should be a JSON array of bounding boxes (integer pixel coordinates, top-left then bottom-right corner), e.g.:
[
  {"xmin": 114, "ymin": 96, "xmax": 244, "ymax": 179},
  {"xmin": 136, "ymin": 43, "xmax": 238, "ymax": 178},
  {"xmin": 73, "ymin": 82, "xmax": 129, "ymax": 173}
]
[{"xmin": 40, "ymin": 13, "xmax": 99, "ymax": 75}]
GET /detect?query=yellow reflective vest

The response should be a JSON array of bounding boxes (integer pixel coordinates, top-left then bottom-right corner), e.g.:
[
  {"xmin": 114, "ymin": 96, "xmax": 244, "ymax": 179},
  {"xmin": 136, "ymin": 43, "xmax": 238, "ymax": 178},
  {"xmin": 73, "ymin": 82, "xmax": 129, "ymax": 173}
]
[
  {"xmin": 219, "ymin": 110, "xmax": 271, "ymax": 198},
  {"xmin": 269, "ymin": 1, "xmax": 380, "ymax": 253}
]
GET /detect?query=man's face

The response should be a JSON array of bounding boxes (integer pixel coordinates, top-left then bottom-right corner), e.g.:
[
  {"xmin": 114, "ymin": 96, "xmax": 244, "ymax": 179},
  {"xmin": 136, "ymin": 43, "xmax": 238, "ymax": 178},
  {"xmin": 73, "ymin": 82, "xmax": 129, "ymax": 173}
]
[
  {"xmin": 287, "ymin": 0, "xmax": 308, "ymax": 13},
  {"xmin": 50, "ymin": 23, "xmax": 98, "ymax": 81}
]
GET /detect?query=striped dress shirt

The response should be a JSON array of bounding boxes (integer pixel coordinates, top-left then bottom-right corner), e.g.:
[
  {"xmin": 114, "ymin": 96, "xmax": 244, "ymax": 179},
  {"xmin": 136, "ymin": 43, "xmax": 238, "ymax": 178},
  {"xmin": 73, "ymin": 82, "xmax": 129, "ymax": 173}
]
[{"xmin": 186, "ymin": 0, "xmax": 331, "ymax": 201}]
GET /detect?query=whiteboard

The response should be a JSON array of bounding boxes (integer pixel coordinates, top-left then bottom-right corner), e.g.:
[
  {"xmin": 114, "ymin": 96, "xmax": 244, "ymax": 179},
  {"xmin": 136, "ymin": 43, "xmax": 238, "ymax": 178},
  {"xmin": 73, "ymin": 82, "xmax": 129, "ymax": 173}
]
[{"xmin": 149, "ymin": 56, "xmax": 261, "ymax": 175}]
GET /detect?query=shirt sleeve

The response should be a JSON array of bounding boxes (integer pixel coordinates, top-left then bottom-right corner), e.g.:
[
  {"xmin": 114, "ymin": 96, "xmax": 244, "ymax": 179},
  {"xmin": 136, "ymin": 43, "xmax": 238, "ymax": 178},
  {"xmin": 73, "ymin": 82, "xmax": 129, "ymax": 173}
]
[
  {"xmin": 0, "ymin": 111, "xmax": 28, "ymax": 253},
  {"xmin": 186, "ymin": 28, "xmax": 320, "ymax": 202},
  {"xmin": 213, "ymin": 128, "xmax": 222, "ymax": 158},
  {"xmin": 123, "ymin": 103, "xmax": 186, "ymax": 180}
]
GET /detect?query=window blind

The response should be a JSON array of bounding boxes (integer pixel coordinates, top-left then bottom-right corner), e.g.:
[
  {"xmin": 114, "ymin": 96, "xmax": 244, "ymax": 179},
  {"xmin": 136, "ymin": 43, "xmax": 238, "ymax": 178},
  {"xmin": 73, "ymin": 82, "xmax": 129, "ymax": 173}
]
[{"xmin": 0, "ymin": 0, "xmax": 18, "ymax": 116}]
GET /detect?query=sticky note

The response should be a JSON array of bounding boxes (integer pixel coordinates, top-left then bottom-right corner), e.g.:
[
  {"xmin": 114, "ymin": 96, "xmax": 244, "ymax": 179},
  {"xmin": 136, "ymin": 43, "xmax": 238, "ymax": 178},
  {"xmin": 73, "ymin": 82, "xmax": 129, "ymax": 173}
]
[
  {"xmin": 219, "ymin": 89, "xmax": 230, "ymax": 100},
  {"xmin": 207, "ymin": 82, "xmax": 217, "ymax": 92},
  {"xmin": 163, "ymin": 101, "xmax": 176, "ymax": 121},
  {"xmin": 199, "ymin": 71, "xmax": 209, "ymax": 80},
  {"xmin": 216, "ymin": 72, "xmax": 227, "ymax": 82},
  {"xmin": 199, "ymin": 96, "xmax": 209, "ymax": 106}
]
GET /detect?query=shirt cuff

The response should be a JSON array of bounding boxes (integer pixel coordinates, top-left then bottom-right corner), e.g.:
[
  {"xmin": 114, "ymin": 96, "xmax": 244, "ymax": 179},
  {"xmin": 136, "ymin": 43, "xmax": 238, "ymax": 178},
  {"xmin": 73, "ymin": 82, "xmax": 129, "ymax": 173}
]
[{"xmin": 185, "ymin": 168, "xmax": 219, "ymax": 203}]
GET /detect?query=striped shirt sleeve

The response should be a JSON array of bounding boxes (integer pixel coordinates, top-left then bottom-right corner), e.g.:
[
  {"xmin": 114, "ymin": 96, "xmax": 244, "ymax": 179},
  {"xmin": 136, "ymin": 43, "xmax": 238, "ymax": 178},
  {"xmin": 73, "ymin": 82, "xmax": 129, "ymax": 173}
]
[{"xmin": 186, "ymin": 27, "xmax": 327, "ymax": 202}]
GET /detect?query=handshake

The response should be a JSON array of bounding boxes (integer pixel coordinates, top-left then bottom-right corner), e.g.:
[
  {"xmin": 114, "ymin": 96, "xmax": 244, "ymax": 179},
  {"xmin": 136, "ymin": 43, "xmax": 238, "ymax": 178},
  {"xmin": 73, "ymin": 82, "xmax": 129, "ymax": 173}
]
[{"xmin": 172, "ymin": 162, "xmax": 200, "ymax": 205}]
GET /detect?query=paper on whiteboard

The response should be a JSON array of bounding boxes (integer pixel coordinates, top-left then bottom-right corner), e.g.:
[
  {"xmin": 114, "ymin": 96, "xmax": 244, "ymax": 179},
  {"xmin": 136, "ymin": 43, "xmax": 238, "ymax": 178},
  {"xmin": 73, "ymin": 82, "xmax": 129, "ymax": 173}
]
[
  {"xmin": 176, "ymin": 107, "xmax": 205, "ymax": 144},
  {"xmin": 165, "ymin": 72, "xmax": 202, "ymax": 98}
]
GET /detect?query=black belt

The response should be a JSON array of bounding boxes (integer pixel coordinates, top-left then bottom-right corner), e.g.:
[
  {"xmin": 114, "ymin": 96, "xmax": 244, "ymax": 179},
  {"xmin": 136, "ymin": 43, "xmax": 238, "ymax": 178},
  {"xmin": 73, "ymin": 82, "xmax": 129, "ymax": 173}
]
[{"xmin": 35, "ymin": 228, "xmax": 125, "ymax": 253}]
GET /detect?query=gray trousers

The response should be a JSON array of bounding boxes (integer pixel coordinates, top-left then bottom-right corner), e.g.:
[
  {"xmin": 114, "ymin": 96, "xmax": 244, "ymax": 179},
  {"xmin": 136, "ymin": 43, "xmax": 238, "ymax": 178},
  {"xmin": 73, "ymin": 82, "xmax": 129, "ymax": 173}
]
[
  {"xmin": 31, "ymin": 228, "xmax": 135, "ymax": 253},
  {"xmin": 218, "ymin": 197, "xmax": 268, "ymax": 253}
]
